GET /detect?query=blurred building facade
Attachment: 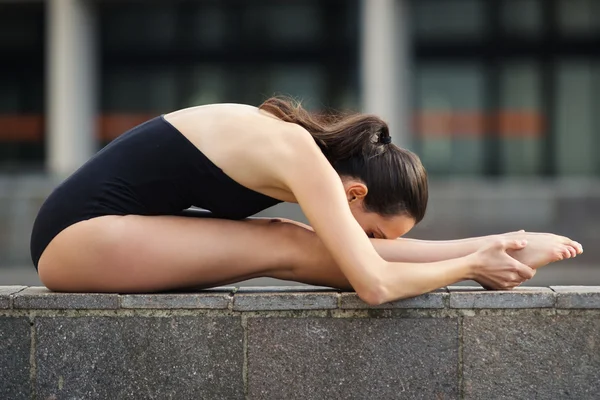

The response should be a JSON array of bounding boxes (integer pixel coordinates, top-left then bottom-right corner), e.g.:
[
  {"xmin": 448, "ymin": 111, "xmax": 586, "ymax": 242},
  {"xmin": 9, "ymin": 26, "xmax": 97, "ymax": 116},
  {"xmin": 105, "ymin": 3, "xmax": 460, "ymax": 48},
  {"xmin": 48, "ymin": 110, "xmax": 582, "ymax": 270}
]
[{"xmin": 0, "ymin": 0, "xmax": 599, "ymax": 273}]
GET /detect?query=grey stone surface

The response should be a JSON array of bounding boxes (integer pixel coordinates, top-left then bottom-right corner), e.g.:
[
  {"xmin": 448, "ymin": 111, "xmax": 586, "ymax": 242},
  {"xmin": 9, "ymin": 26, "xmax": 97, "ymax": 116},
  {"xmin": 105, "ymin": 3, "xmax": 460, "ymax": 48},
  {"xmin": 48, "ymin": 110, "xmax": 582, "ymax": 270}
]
[
  {"xmin": 340, "ymin": 288, "xmax": 447, "ymax": 309},
  {"xmin": 168, "ymin": 286, "xmax": 237, "ymax": 293},
  {"xmin": 35, "ymin": 316, "xmax": 244, "ymax": 399},
  {"xmin": 235, "ymin": 286, "xmax": 338, "ymax": 293},
  {"xmin": 248, "ymin": 317, "xmax": 458, "ymax": 399},
  {"xmin": 0, "ymin": 285, "xmax": 26, "ymax": 308},
  {"xmin": 0, "ymin": 317, "xmax": 31, "ymax": 400},
  {"xmin": 551, "ymin": 286, "xmax": 600, "ymax": 308},
  {"xmin": 463, "ymin": 315, "xmax": 600, "ymax": 399},
  {"xmin": 449, "ymin": 286, "xmax": 555, "ymax": 308},
  {"xmin": 13, "ymin": 286, "xmax": 119, "ymax": 309},
  {"xmin": 233, "ymin": 291, "xmax": 338, "ymax": 311},
  {"xmin": 121, "ymin": 291, "xmax": 233, "ymax": 309}
]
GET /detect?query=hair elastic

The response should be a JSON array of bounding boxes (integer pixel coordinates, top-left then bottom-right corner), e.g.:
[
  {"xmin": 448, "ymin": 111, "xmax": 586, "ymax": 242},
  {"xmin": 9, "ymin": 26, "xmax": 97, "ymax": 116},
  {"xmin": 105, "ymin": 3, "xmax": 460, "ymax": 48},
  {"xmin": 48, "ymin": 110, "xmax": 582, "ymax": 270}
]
[{"xmin": 379, "ymin": 135, "xmax": 392, "ymax": 145}]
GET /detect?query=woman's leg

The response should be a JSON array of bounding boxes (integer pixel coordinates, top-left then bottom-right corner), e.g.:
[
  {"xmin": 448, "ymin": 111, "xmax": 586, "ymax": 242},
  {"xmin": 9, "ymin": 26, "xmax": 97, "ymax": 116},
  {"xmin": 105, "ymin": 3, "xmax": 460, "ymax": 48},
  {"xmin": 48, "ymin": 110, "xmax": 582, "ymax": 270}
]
[{"xmin": 37, "ymin": 214, "xmax": 348, "ymax": 293}]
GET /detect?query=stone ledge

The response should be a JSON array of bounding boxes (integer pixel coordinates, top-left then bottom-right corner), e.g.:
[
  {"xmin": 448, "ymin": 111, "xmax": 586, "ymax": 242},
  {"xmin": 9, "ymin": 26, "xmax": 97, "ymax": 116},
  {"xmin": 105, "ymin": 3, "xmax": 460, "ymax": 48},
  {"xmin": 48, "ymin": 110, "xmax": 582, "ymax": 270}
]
[
  {"xmin": 13, "ymin": 287, "xmax": 120, "ymax": 310},
  {"xmin": 1, "ymin": 285, "xmax": 599, "ymax": 399},
  {"xmin": 449, "ymin": 286, "xmax": 555, "ymax": 308},
  {"xmin": 121, "ymin": 287, "xmax": 236, "ymax": 309},
  {"xmin": 0, "ymin": 286, "xmax": 26, "ymax": 309},
  {"xmin": 2, "ymin": 286, "xmax": 600, "ymax": 311},
  {"xmin": 233, "ymin": 286, "xmax": 338, "ymax": 311},
  {"xmin": 551, "ymin": 286, "xmax": 600, "ymax": 308},
  {"xmin": 340, "ymin": 288, "xmax": 447, "ymax": 309}
]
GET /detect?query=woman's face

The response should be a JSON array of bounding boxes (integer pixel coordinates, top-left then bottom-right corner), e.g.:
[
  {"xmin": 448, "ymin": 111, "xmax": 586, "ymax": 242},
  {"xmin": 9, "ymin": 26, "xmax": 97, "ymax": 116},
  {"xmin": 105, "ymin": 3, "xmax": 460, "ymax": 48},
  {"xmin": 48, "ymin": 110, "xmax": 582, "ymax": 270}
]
[{"xmin": 343, "ymin": 179, "xmax": 416, "ymax": 239}]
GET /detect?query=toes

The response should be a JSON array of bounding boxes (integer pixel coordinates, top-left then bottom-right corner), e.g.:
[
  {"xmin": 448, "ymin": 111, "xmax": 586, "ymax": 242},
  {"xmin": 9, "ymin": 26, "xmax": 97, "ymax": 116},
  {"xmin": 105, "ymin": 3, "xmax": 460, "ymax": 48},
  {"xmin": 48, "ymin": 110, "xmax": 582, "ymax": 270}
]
[
  {"xmin": 562, "ymin": 238, "xmax": 584, "ymax": 254},
  {"xmin": 568, "ymin": 246, "xmax": 577, "ymax": 258}
]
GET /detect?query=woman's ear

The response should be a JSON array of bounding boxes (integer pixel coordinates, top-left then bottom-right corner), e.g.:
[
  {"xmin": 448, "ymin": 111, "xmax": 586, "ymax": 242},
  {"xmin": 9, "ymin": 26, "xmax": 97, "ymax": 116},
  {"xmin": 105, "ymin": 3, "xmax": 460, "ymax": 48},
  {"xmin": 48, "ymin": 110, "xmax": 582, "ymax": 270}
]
[{"xmin": 345, "ymin": 180, "xmax": 368, "ymax": 203}]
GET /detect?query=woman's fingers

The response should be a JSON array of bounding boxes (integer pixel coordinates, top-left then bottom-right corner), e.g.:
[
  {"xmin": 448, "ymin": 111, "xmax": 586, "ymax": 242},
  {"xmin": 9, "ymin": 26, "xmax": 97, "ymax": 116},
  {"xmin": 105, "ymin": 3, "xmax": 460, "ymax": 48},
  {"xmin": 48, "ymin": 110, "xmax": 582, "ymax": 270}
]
[
  {"xmin": 502, "ymin": 239, "xmax": 528, "ymax": 251},
  {"xmin": 514, "ymin": 260, "xmax": 535, "ymax": 280}
]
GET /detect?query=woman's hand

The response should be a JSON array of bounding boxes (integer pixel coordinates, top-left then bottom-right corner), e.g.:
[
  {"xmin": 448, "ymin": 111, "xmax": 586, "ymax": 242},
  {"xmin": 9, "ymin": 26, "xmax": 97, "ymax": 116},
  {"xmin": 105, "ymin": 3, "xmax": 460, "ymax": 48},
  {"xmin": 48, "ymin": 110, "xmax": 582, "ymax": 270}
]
[{"xmin": 469, "ymin": 239, "xmax": 536, "ymax": 290}]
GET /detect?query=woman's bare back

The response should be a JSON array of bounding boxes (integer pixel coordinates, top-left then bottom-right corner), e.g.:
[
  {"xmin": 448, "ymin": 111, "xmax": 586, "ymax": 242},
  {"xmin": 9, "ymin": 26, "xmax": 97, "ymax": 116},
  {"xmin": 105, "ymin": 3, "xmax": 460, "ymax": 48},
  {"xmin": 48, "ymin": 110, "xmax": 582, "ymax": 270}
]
[{"xmin": 164, "ymin": 104, "xmax": 300, "ymax": 203}]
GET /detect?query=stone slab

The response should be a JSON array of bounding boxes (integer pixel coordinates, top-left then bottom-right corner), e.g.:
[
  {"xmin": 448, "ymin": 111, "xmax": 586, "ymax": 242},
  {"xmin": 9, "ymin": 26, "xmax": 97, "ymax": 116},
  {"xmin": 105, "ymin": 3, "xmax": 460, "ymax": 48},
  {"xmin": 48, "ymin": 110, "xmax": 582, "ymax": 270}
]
[
  {"xmin": 463, "ymin": 315, "xmax": 600, "ymax": 399},
  {"xmin": 0, "ymin": 317, "xmax": 31, "ymax": 400},
  {"xmin": 121, "ymin": 292, "xmax": 232, "ymax": 309},
  {"xmin": 0, "ymin": 285, "xmax": 26, "ymax": 309},
  {"xmin": 449, "ymin": 286, "xmax": 555, "ymax": 308},
  {"xmin": 340, "ymin": 288, "xmax": 447, "ymax": 309},
  {"xmin": 166, "ymin": 286, "xmax": 236, "ymax": 293},
  {"xmin": 248, "ymin": 317, "xmax": 458, "ymax": 399},
  {"xmin": 34, "ymin": 316, "xmax": 244, "ymax": 399},
  {"xmin": 233, "ymin": 292, "xmax": 338, "ymax": 311},
  {"xmin": 13, "ymin": 287, "xmax": 119, "ymax": 309},
  {"xmin": 234, "ymin": 286, "xmax": 338, "ymax": 293},
  {"xmin": 551, "ymin": 286, "xmax": 600, "ymax": 308}
]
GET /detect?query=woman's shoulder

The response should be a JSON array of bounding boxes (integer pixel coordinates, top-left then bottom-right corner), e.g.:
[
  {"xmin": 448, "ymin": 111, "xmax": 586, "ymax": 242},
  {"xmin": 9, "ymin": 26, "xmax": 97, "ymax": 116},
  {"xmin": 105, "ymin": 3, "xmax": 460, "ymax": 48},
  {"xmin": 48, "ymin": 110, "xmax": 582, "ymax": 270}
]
[{"xmin": 164, "ymin": 102, "xmax": 318, "ymax": 168}]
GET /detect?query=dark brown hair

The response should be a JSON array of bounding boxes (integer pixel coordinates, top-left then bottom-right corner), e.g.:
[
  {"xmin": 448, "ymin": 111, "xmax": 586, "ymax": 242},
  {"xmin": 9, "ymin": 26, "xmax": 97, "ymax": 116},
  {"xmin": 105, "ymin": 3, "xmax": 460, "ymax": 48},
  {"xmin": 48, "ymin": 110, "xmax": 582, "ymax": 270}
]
[{"xmin": 259, "ymin": 96, "xmax": 428, "ymax": 223}]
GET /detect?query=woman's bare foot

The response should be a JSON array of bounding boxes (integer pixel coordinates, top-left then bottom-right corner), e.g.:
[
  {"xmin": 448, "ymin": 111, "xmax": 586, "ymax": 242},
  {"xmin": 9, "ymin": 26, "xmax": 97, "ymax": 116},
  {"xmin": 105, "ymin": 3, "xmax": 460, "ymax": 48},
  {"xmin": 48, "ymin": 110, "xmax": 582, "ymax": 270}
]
[
  {"xmin": 499, "ymin": 230, "xmax": 583, "ymax": 269},
  {"xmin": 470, "ymin": 239, "xmax": 535, "ymax": 290}
]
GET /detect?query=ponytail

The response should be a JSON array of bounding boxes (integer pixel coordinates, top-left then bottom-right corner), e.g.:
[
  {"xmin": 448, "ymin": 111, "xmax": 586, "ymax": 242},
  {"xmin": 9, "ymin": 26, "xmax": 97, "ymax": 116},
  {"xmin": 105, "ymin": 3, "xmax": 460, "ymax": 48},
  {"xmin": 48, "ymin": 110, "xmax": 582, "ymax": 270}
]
[{"xmin": 259, "ymin": 96, "xmax": 390, "ymax": 164}]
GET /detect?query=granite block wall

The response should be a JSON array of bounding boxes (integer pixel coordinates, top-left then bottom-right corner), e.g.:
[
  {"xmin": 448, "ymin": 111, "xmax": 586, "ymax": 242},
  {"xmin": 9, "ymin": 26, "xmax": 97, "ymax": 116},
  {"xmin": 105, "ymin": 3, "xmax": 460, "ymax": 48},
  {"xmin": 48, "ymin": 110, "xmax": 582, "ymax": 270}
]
[{"xmin": 1, "ymin": 286, "xmax": 599, "ymax": 399}]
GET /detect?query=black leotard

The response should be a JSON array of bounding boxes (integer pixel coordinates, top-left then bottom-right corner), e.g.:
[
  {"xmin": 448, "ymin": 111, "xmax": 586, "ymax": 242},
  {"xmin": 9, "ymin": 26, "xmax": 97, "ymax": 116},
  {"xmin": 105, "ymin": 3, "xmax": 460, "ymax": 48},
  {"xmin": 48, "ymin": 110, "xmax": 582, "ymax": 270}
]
[{"xmin": 30, "ymin": 115, "xmax": 283, "ymax": 269}]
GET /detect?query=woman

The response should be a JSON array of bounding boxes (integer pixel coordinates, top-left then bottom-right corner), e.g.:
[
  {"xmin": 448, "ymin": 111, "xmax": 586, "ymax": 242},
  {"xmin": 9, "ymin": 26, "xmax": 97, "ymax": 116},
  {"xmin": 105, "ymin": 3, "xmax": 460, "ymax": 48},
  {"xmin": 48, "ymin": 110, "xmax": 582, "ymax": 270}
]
[{"xmin": 31, "ymin": 97, "xmax": 582, "ymax": 304}]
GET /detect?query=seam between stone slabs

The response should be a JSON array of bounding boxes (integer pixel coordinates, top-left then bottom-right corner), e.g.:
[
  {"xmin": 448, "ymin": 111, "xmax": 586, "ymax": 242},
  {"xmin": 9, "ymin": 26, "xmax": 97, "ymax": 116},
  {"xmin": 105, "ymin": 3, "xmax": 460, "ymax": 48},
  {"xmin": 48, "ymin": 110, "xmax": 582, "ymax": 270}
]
[
  {"xmin": 10, "ymin": 286, "xmax": 28, "ymax": 309},
  {"xmin": 442, "ymin": 287, "xmax": 450, "ymax": 309},
  {"xmin": 241, "ymin": 315, "xmax": 249, "ymax": 399},
  {"xmin": 458, "ymin": 316, "xmax": 464, "ymax": 400},
  {"xmin": 228, "ymin": 290, "xmax": 235, "ymax": 312},
  {"xmin": 29, "ymin": 315, "xmax": 37, "ymax": 400},
  {"xmin": 0, "ymin": 285, "xmax": 28, "ymax": 309}
]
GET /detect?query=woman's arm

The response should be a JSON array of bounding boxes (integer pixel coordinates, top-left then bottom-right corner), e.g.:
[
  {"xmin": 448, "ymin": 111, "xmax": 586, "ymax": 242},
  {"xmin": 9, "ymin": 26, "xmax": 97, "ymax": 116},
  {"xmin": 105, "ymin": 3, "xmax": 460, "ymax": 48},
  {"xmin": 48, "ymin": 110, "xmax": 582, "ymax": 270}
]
[
  {"xmin": 270, "ymin": 218, "xmax": 580, "ymax": 268},
  {"xmin": 369, "ymin": 236, "xmax": 492, "ymax": 263},
  {"xmin": 272, "ymin": 128, "xmax": 534, "ymax": 305},
  {"xmin": 268, "ymin": 218, "xmax": 493, "ymax": 261}
]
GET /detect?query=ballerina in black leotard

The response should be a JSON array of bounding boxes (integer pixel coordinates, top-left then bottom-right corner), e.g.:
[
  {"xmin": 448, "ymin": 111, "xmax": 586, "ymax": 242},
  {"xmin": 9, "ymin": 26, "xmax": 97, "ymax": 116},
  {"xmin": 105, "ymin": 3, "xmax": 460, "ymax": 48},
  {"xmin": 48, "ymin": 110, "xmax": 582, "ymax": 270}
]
[{"xmin": 31, "ymin": 97, "xmax": 582, "ymax": 302}]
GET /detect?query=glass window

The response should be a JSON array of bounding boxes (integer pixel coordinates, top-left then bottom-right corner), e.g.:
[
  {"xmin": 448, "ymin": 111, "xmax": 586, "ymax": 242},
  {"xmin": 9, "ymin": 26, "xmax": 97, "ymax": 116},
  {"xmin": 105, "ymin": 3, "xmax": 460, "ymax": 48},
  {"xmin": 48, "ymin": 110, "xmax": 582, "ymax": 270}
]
[
  {"xmin": 99, "ymin": 0, "xmax": 359, "ymax": 134},
  {"xmin": 414, "ymin": 63, "xmax": 486, "ymax": 175},
  {"xmin": 102, "ymin": 4, "xmax": 177, "ymax": 50},
  {"xmin": 184, "ymin": 66, "xmax": 231, "ymax": 107},
  {"xmin": 265, "ymin": 65, "xmax": 326, "ymax": 110},
  {"xmin": 0, "ymin": 3, "xmax": 44, "ymax": 169},
  {"xmin": 412, "ymin": 0, "xmax": 486, "ymax": 41},
  {"xmin": 501, "ymin": 0, "xmax": 542, "ymax": 37},
  {"xmin": 554, "ymin": 62, "xmax": 599, "ymax": 175},
  {"xmin": 191, "ymin": 6, "xmax": 228, "ymax": 48},
  {"xmin": 242, "ymin": 3, "xmax": 322, "ymax": 45},
  {"xmin": 103, "ymin": 68, "xmax": 178, "ymax": 113},
  {"xmin": 557, "ymin": 0, "xmax": 600, "ymax": 36},
  {"xmin": 498, "ymin": 62, "xmax": 543, "ymax": 175},
  {"xmin": 0, "ymin": 5, "xmax": 43, "ymax": 48},
  {"xmin": 413, "ymin": 0, "xmax": 600, "ymax": 177}
]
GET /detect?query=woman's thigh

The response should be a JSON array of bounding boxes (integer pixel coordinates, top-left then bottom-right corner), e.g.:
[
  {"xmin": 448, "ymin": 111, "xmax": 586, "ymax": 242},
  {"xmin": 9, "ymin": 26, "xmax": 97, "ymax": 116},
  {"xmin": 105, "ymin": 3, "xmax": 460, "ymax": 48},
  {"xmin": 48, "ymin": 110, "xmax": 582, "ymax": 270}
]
[{"xmin": 37, "ymin": 214, "xmax": 351, "ymax": 292}]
